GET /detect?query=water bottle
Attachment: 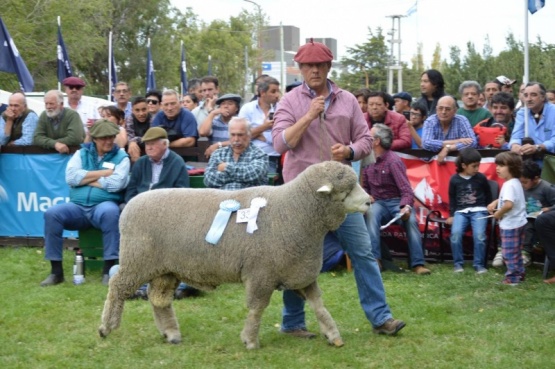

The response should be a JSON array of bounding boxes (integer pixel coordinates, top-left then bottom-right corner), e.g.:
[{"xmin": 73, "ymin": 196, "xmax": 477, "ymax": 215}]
[{"xmin": 73, "ymin": 249, "xmax": 85, "ymax": 285}]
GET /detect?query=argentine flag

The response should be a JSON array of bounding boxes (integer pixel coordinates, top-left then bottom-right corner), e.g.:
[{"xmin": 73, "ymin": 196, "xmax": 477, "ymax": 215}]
[
  {"xmin": 406, "ymin": 1, "xmax": 417, "ymax": 16},
  {"xmin": 528, "ymin": 0, "xmax": 545, "ymax": 14}
]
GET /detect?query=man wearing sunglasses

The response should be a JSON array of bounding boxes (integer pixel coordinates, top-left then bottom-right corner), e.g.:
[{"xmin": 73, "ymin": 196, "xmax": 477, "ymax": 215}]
[{"xmin": 62, "ymin": 76, "xmax": 100, "ymax": 133}]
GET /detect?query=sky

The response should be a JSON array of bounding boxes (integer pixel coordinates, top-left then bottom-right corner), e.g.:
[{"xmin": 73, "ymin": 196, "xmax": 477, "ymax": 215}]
[{"xmin": 173, "ymin": 0, "xmax": 555, "ymax": 67}]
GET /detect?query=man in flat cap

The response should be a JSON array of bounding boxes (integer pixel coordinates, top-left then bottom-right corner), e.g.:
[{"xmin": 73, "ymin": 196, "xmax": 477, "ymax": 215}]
[
  {"xmin": 62, "ymin": 76, "xmax": 101, "ymax": 133},
  {"xmin": 40, "ymin": 119, "xmax": 130, "ymax": 287},
  {"xmin": 199, "ymin": 93, "xmax": 242, "ymax": 158},
  {"xmin": 118, "ymin": 126, "xmax": 194, "ymax": 298},
  {"xmin": 272, "ymin": 40, "xmax": 406, "ymax": 338}
]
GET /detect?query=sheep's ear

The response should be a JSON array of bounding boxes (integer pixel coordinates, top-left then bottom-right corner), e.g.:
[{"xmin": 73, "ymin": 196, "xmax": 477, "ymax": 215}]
[{"xmin": 317, "ymin": 184, "xmax": 333, "ymax": 194}]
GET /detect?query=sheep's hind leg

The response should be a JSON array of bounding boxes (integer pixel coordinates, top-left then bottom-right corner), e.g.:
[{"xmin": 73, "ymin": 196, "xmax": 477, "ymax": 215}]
[
  {"xmin": 149, "ymin": 274, "xmax": 181, "ymax": 344},
  {"xmin": 240, "ymin": 282, "xmax": 273, "ymax": 349},
  {"xmin": 303, "ymin": 281, "xmax": 343, "ymax": 347},
  {"xmin": 99, "ymin": 272, "xmax": 138, "ymax": 338}
]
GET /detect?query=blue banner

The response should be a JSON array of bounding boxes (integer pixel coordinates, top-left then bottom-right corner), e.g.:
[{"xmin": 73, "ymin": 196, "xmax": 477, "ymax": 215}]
[
  {"xmin": 57, "ymin": 24, "xmax": 72, "ymax": 83},
  {"xmin": 146, "ymin": 44, "xmax": 156, "ymax": 92},
  {"xmin": 0, "ymin": 16, "xmax": 34, "ymax": 92},
  {"xmin": 181, "ymin": 43, "xmax": 188, "ymax": 94},
  {"xmin": 0, "ymin": 154, "xmax": 78, "ymax": 238}
]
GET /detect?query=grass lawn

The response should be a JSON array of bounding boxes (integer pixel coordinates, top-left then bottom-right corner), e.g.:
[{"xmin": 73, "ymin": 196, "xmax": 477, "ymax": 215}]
[{"xmin": 1, "ymin": 247, "xmax": 554, "ymax": 369}]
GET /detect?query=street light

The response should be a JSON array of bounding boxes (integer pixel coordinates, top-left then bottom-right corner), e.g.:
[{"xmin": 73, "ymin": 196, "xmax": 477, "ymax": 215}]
[{"xmin": 244, "ymin": 0, "xmax": 262, "ymax": 76}]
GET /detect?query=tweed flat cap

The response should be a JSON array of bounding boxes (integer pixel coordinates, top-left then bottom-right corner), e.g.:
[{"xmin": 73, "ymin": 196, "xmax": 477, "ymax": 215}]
[
  {"xmin": 89, "ymin": 119, "xmax": 120, "ymax": 138},
  {"xmin": 141, "ymin": 127, "xmax": 168, "ymax": 142}
]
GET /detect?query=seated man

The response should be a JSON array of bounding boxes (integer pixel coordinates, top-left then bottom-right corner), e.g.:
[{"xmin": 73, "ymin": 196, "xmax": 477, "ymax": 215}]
[
  {"xmin": 125, "ymin": 97, "xmax": 152, "ymax": 163},
  {"xmin": 33, "ymin": 90, "xmax": 85, "ymax": 153},
  {"xmin": 121, "ymin": 127, "xmax": 194, "ymax": 299},
  {"xmin": 199, "ymin": 93, "xmax": 242, "ymax": 158},
  {"xmin": 474, "ymin": 92, "xmax": 515, "ymax": 149},
  {"xmin": 204, "ymin": 117, "xmax": 268, "ymax": 190},
  {"xmin": 367, "ymin": 91, "xmax": 411, "ymax": 150},
  {"xmin": 0, "ymin": 91, "xmax": 39, "ymax": 146},
  {"xmin": 362, "ymin": 123, "xmax": 431, "ymax": 275},
  {"xmin": 151, "ymin": 89, "xmax": 198, "ymax": 148},
  {"xmin": 40, "ymin": 119, "xmax": 130, "ymax": 287},
  {"xmin": 421, "ymin": 95, "xmax": 477, "ymax": 163}
]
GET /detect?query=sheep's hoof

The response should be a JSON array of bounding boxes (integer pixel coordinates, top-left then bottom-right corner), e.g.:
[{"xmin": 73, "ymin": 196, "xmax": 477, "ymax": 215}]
[
  {"xmin": 164, "ymin": 332, "xmax": 182, "ymax": 344},
  {"xmin": 244, "ymin": 341, "xmax": 260, "ymax": 350},
  {"xmin": 98, "ymin": 326, "xmax": 110, "ymax": 338},
  {"xmin": 331, "ymin": 337, "xmax": 344, "ymax": 347},
  {"xmin": 168, "ymin": 337, "xmax": 181, "ymax": 344}
]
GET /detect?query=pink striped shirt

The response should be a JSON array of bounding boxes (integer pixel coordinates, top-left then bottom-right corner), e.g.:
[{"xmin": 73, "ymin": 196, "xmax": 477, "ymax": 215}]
[{"xmin": 272, "ymin": 81, "xmax": 372, "ymax": 182}]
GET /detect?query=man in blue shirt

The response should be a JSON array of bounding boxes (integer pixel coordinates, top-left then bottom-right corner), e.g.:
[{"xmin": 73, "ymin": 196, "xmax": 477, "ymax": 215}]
[{"xmin": 151, "ymin": 89, "xmax": 198, "ymax": 148}]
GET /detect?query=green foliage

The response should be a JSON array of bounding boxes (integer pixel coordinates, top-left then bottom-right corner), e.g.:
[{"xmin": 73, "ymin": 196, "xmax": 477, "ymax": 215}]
[{"xmin": 2, "ymin": 247, "xmax": 555, "ymax": 369}]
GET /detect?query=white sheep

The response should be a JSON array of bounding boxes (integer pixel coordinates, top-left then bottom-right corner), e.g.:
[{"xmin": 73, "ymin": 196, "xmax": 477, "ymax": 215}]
[{"xmin": 98, "ymin": 161, "xmax": 371, "ymax": 349}]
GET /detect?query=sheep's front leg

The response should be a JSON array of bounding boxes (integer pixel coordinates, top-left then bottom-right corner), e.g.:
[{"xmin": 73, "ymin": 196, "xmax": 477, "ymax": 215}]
[
  {"xmin": 150, "ymin": 275, "xmax": 181, "ymax": 344},
  {"xmin": 241, "ymin": 281, "xmax": 273, "ymax": 349},
  {"xmin": 303, "ymin": 281, "xmax": 343, "ymax": 347}
]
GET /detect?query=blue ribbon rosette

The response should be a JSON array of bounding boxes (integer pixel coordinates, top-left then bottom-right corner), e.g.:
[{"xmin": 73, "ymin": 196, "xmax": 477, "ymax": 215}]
[{"xmin": 205, "ymin": 199, "xmax": 241, "ymax": 245}]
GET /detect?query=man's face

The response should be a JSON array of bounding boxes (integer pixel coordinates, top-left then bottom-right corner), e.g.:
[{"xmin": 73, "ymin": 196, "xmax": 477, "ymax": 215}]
[
  {"xmin": 478, "ymin": 93, "xmax": 486, "ymax": 107},
  {"xmin": 547, "ymin": 91, "xmax": 555, "ymax": 104},
  {"xmin": 491, "ymin": 103, "xmax": 513, "ymax": 124},
  {"xmin": 461, "ymin": 87, "xmax": 479, "ymax": 109},
  {"xmin": 261, "ymin": 84, "xmax": 281, "ymax": 106},
  {"xmin": 410, "ymin": 109, "xmax": 424, "ymax": 127},
  {"xmin": 162, "ymin": 94, "xmax": 180, "ymax": 119},
  {"xmin": 219, "ymin": 100, "xmax": 239, "ymax": 119},
  {"xmin": 520, "ymin": 176, "xmax": 540, "ymax": 190},
  {"xmin": 229, "ymin": 122, "xmax": 250, "ymax": 155},
  {"xmin": 300, "ymin": 62, "xmax": 330, "ymax": 92},
  {"xmin": 436, "ymin": 97, "xmax": 457, "ymax": 125},
  {"xmin": 144, "ymin": 139, "xmax": 166, "ymax": 162},
  {"xmin": 44, "ymin": 94, "xmax": 62, "ymax": 118},
  {"xmin": 189, "ymin": 85, "xmax": 203, "ymax": 101},
  {"xmin": 420, "ymin": 73, "xmax": 435, "ymax": 96},
  {"xmin": 393, "ymin": 98, "xmax": 409, "ymax": 113},
  {"xmin": 484, "ymin": 83, "xmax": 500, "ymax": 100},
  {"xmin": 500, "ymin": 84, "xmax": 513, "ymax": 94},
  {"xmin": 524, "ymin": 84, "xmax": 545, "ymax": 112},
  {"xmin": 132, "ymin": 102, "xmax": 149, "ymax": 123},
  {"xmin": 146, "ymin": 95, "xmax": 160, "ymax": 114},
  {"xmin": 93, "ymin": 135, "xmax": 116, "ymax": 156},
  {"xmin": 64, "ymin": 84, "xmax": 84, "ymax": 101},
  {"xmin": 113, "ymin": 84, "xmax": 130, "ymax": 105},
  {"xmin": 201, "ymin": 82, "xmax": 218, "ymax": 100},
  {"xmin": 519, "ymin": 83, "xmax": 526, "ymax": 104},
  {"xmin": 367, "ymin": 96, "xmax": 388, "ymax": 121},
  {"xmin": 8, "ymin": 93, "xmax": 26, "ymax": 117},
  {"xmin": 357, "ymin": 95, "xmax": 367, "ymax": 113}
]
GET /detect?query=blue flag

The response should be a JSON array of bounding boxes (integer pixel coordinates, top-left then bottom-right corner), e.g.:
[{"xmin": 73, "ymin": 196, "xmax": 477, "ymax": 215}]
[
  {"xmin": 0, "ymin": 17, "xmax": 34, "ymax": 92},
  {"xmin": 57, "ymin": 24, "xmax": 72, "ymax": 83},
  {"xmin": 146, "ymin": 43, "xmax": 156, "ymax": 92},
  {"xmin": 406, "ymin": 1, "xmax": 417, "ymax": 16},
  {"xmin": 181, "ymin": 43, "xmax": 188, "ymax": 94},
  {"xmin": 110, "ymin": 43, "xmax": 118, "ymax": 102},
  {"xmin": 528, "ymin": 0, "xmax": 546, "ymax": 13}
]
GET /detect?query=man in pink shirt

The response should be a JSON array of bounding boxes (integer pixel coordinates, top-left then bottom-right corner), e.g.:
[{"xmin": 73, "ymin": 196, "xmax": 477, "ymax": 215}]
[{"xmin": 272, "ymin": 39, "xmax": 405, "ymax": 339}]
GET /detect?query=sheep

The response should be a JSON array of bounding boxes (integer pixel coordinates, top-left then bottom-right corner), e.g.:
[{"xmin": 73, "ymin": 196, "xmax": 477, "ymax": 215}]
[{"xmin": 98, "ymin": 160, "xmax": 371, "ymax": 349}]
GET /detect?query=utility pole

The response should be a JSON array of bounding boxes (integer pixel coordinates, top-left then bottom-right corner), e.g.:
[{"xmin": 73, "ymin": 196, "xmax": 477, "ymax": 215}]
[
  {"xmin": 386, "ymin": 15, "xmax": 404, "ymax": 94},
  {"xmin": 244, "ymin": 0, "xmax": 263, "ymax": 76}
]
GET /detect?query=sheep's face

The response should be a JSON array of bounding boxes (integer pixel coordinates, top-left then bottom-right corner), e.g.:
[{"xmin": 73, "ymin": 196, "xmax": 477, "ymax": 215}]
[{"xmin": 308, "ymin": 161, "xmax": 371, "ymax": 214}]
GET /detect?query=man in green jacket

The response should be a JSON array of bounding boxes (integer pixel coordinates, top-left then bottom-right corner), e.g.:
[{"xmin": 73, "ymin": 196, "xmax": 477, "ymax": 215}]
[{"xmin": 33, "ymin": 90, "xmax": 85, "ymax": 153}]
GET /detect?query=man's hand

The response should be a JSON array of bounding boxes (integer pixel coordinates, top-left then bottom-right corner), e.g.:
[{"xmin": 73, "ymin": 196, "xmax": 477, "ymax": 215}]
[
  {"xmin": 306, "ymin": 96, "xmax": 325, "ymax": 121},
  {"xmin": 495, "ymin": 134, "xmax": 506, "ymax": 147},
  {"xmin": 331, "ymin": 143, "xmax": 350, "ymax": 161},
  {"xmin": 54, "ymin": 142, "xmax": 69, "ymax": 154},
  {"xmin": 127, "ymin": 142, "xmax": 141, "ymax": 162},
  {"xmin": 400, "ymin": 205, "xmax": 412, "ymax": 221},
  {"xmin": 217, "ymin": 162, "xmax": 227, "ymax": 172},
  {"xmin": 445, "ymin": 216, "xmax": 454, "ymax": 225},
  {"xmin": 3, "ymin": 107, "xmax": 15, "ymax": 121},
  {"xmin": 437, "ymin": 146, "xmax": 449, "ymax": 164},
  {"xmin": 458, "ymin": 138, "xmax": 473, "ymax": 146},
  {"xmin": 520, "ymin": 143, "xmax": 538, "ymax": 155},
  {"xmin": 205, "ymin": 97, "xmax": 217, "ymax": 112},
  {"xmin": 205, "ymin": 143, "xmax": 219, "ymax": 158}
]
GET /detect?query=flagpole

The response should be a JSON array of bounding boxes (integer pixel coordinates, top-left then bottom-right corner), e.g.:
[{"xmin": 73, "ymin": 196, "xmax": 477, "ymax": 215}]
[
  {"xmin": 180, "ymin": 40, "xmax": 184, "ymax": 96},
  {"xmin": 108, "ymin": 31, "xmax": 113, "ymax": 100},
  {"xmin": 524, "ymin": 0, "xmax": 529, "ymax": 137},
  {"xmin": 57, "ymin": 16, "xmax": 61, "ymax": 92}
]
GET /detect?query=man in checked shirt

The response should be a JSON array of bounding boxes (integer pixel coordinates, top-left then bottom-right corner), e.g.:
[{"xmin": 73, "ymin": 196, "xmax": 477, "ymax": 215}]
[{"xmin": 362, "ymin": 123, "xmax": 431, "ymax": 275}]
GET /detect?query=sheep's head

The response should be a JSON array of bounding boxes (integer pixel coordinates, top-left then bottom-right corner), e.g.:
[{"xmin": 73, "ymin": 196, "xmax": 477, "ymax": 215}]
[{"xmin": 305, "ymin": 161, "xmax": 371, "ymax": 214}]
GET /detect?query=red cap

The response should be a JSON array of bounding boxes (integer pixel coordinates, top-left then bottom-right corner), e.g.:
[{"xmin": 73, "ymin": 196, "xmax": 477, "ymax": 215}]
[
  {"xmin": 62, "ymin": 76, "xmax": 86, "ymax": 87},
  {"xmin": 294, "ymin": 39, "xmax": 334, "ymax": 63}
]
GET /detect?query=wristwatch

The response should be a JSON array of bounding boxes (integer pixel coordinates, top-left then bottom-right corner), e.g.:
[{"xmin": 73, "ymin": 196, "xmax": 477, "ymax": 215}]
[
  {"xmin": 445, "ymin": 144, "xmax": 451, "ymax": 150},
  {"xmin": 218, "ymin": 142, "xmax": 222, "ymax": 149},
  {"xmin": 535, "ymin": 144, "xmax": 541, "ymax": 152}
]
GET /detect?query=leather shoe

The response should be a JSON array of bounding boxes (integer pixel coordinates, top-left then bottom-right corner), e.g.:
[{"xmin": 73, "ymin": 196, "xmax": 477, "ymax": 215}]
[
  {"xmin": 102, "ymin": 274, "xmax": 110, "ymax": 286},
  {"xmin": 373, "ymin": 318, "xmax": 406, "ymax": 335},
  {"xmin": 40, "ymin": 274, "xmax": 64, "ymax": 287},
  {"xmin": 413, "ymin": 265, "xmax": 431, "ymax": 275},
  {"xmin": 280, "ymin": 328, "xmax": 316, "ymax": 339},
  {"xmin": 544, "ymin": 276, "xmax": 555, "ymax": 284}
]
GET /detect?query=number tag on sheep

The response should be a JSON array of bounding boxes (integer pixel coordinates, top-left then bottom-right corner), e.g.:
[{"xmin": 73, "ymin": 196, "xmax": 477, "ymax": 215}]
[{"xmin": 99, "ymin": 161, "xmax": 371, "ymax": 349}]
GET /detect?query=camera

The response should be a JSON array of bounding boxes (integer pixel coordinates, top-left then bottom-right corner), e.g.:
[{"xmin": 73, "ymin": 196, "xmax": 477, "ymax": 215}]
[{"xmin": 269, "ymin": 112, "xmax": 274, "ymax": 120}]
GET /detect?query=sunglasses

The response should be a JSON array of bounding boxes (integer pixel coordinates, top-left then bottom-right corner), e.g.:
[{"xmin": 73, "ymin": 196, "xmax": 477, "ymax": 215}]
[
  {"xmin": 146, "ymin": 99, "xmax": 159, "ymax": 105},
  {"xmin": 67, "ymin": 85, "xmax": 83, "ymax": 90}
]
